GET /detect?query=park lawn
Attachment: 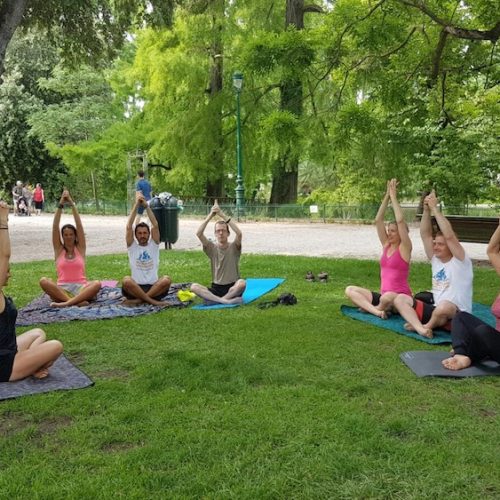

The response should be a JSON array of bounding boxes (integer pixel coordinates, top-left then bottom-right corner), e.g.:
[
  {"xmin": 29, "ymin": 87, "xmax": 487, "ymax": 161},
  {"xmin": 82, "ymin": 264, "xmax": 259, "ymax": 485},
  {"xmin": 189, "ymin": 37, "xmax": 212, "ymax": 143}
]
[{"xmin": 1, "ymin": 251, "xmax": 499, "ymax": 498}]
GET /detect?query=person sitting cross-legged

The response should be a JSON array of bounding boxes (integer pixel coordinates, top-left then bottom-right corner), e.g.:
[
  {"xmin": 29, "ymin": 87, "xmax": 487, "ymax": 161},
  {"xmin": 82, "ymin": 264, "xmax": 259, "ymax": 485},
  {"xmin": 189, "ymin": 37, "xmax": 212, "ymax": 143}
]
[
  {"xmin": 190, "ymin": 200, "xmax": 246, "ymax": 305},
  {"xmin": 39, "ymin": 189, "xmax": 101, "ymax": 308},
  {"xmin": 121, "ymin": 195, "xmax": 172, "ymax": 306},
  {"xmin": 393, "ymin": 190, "xmax": 473, "ymax": 339}
]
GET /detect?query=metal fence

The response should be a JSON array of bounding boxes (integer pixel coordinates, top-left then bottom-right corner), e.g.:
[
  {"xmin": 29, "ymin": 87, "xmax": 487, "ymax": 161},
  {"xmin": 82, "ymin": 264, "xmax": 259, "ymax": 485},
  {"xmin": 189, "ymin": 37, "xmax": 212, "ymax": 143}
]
[{"xmin": 42, "ymin": 200, "xmax": 500, "ymax": 223}]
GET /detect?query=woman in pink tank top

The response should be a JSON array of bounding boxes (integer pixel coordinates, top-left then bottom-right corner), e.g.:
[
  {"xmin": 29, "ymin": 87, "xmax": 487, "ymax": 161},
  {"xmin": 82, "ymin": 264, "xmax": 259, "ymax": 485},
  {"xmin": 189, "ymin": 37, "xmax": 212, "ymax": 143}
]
[
  {"xmin": 443, "ymin": 219, "xmax": 500, "ymax": 370},
  {"xmin": 39, "ymin": 189, "xmax": 101, "ymax": 308},
  {"xmin": 345, "ymin": 179, "xmax": 412, "ymax": 319}
]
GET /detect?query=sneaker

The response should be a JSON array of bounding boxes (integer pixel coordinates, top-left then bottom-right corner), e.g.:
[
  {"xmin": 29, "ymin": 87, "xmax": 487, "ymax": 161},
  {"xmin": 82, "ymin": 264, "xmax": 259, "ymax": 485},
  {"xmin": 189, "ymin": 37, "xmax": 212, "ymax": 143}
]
[{"xmin": 305, "ymin": 271, "xmax": 315, "ymax": 282}]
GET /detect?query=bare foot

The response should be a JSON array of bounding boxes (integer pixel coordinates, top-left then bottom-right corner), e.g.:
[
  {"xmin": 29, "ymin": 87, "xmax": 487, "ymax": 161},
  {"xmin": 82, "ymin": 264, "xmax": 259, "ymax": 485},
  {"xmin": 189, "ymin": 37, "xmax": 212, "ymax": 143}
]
[
  {"xmin": 153, "ymin": 301, "xmax": 171, "ymax": 308},
  {"xmin": 418, "ymin": 327, "xmax": 433, "ymax": 339},
  {"xmin": 122, "ymin": 298, "xmax": 143, "ymax": 307},
  {"xmin": 227, "ymin": 296, "xmax": 244, "ymax": 305},
  {"xmin": 404, "ymin": 322, "xmax": 415, "ymax": 331},
  {"xmin": 33, "ymin": 368, "xmax": 49, "ymax": 379},
  {"xmin": 76, "ymin": 301, "xmax": 90, "ymax": 307},
  {"xmin": 50, "ymin": 301, "xmax": 70, "ymax": 308},
  {"xmin": 442, "ymin": 354, "xmax": 471, "ymax": 371},
  {"xmin": 374, "ymin": 309, "xmax": 388, "ymax": 319}
]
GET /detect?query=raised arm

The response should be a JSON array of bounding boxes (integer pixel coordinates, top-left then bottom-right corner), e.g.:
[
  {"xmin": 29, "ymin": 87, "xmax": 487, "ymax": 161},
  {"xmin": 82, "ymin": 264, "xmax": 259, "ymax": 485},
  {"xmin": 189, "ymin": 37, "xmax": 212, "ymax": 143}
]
[
  {"xmin": 145, "ymin": 203, "xmax": 160, "ymax": 244},
  {"xmin": 217, "ymin": 205, "xmax": 242, "ymax": 247},
  {"xmin": 196, "ymin": 204, "xmax": 217, "ymax": 246},
  {"xmin": 419, "ymin": 193, "xmax": 434, "ymax": 260},
  {"xmin": 0, "ymin": 202, "xmax": 11, "ymax": 310},
  {"xmin": 389, "ymin": 179, "xmax": 412, "ymax": 259},
  {"xmin": 487, "ymin": 218, "xmax": 500, "ymax": 276},
  {"xmin": 65, "ymin": 191, "xmax": 86, "ymax": 255},
  {"xmin": 426, "ymin": 191, "xmax": 465, "ymax": 261},
  {"xmin": 52, "ymin": 191, "xmax": 66, "ymax": 258},
  {"xmin": 126, "ymin": 198, "xmax": 140, "ymax": 247},
  {"xmin": 375, "ymin": 181, "xmax": 390, "ymax": 246}
]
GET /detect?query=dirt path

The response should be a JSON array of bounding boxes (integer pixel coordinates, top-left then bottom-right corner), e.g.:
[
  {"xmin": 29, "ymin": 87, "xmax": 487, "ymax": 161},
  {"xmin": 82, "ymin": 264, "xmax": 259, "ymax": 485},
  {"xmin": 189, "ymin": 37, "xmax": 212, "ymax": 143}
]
[{"xmin": 9, "ymin": 213, "xmax": 489, "ymax": 264}]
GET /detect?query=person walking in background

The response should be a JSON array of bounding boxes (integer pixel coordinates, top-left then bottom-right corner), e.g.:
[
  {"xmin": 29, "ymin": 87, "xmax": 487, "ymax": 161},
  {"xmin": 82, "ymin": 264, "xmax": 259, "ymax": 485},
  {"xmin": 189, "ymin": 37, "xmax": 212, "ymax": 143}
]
[
  {"xmin": 0, "ymin": 200, "xmax": 63, "ymax": 382},
  {"xmin": 11, "ymin": 181, "xmax": 23, "ymax": 216},
  {"xmin": 135, "ymin": 170, "xmax": 152, "ymax": 225},
  {"xmin": 33, "ymin": 183, "xmax": 45, "ymax": 215},
  {"xmin": 345, "ymin": 179, "xmax": 413, "ymax": 319},
  {"xmin": 39, "ymin": 189, "xmax": 101, "ymax": 308},
  {"xmin": 22, "ymin": 183, "xmax": 33, "ymax": 216}
]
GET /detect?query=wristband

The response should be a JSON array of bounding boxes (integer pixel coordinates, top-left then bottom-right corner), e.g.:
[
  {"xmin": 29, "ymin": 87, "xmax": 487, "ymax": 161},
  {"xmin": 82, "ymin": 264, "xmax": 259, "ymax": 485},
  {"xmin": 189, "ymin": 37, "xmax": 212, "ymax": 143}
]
[{"xmin": 225, "ymin": 218, "xmax": 231, "ymax": 224}]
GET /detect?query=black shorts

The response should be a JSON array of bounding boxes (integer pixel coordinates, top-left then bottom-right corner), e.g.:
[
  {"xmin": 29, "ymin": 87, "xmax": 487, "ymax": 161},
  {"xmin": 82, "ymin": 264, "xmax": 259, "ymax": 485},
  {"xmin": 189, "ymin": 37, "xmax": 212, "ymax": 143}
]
[
  {"xmin": 371, "ymin": 291, "xmax": 381, "ymax": 306},
  {"xmin": 413, "ymin": 299, "xmax": 435, "ymax": 325},
  {"xmin": 0, "ymin": 351, "xmax": 16, "ymax": 382},
  {"xmin": 209, "ymin": 282, "xmax": 239, "ymax": 298},
  {"xmin": 122, "ymin": 284, "xmax": 164, "ymax": 301}
]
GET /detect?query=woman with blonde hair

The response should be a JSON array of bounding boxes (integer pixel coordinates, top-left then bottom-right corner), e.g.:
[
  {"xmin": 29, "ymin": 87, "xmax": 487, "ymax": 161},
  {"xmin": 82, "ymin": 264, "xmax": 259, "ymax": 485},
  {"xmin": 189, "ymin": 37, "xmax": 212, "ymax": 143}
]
[{"xmin": 345, "ymin": 179, "xmax": 412, "ymax": 318}]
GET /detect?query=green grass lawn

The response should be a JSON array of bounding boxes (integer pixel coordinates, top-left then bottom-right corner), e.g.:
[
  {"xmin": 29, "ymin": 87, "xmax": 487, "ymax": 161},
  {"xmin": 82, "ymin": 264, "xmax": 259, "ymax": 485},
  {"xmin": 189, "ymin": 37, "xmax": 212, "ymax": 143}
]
[{"xmin": 1, "ymin": 251, "xmax": 499, "ymax": 498}]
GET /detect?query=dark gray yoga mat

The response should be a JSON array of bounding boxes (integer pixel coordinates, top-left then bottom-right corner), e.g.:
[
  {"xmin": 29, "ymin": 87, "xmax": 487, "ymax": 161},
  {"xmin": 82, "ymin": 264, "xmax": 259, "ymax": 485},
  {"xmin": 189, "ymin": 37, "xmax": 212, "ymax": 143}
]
[
  {"xmin": 0, "ymin": 355, "xmax": 94, "ymax": 401},
  {"xmin": 400, "ymin": 351, "xmax": 500, "ymax": 378}
]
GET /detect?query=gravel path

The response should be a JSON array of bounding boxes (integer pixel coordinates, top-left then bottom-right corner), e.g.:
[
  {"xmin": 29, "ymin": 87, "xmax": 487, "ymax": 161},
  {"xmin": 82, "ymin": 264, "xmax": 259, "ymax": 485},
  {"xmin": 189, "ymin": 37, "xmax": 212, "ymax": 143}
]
[{"xmin": 8, "ymin": 213, "xmax": 489, "ymax": 264}]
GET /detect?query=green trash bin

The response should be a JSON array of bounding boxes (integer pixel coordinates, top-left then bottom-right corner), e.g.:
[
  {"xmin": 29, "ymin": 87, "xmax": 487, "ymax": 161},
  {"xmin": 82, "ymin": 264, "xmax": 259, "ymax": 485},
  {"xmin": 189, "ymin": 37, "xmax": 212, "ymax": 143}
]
[
  {"xmin": 164, "ymin": 195, "xmax": 180, "ymax": 249},
  {"xmin": 149, "ymin": 196, "xmax": 167, "ymax": 244}
]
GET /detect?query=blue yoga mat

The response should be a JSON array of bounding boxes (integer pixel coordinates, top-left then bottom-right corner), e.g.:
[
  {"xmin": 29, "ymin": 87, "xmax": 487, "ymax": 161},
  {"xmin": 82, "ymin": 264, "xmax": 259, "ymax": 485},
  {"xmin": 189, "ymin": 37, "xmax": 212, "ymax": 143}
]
[
  {"xmin": 192, "ymin": 278, "xmax": 285, "ymax": 310},
  {"xmin": 341, "ymin": 302, "xmax": 495, "ymax": 345}
]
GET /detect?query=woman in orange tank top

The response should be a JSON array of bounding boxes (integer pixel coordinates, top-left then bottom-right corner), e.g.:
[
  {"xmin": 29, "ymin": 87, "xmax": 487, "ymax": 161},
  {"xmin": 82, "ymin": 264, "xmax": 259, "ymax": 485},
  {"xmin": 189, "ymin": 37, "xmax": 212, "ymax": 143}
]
[{"xmin": 39, "ymin": 189, "xmax": 101, "ymax": 308}]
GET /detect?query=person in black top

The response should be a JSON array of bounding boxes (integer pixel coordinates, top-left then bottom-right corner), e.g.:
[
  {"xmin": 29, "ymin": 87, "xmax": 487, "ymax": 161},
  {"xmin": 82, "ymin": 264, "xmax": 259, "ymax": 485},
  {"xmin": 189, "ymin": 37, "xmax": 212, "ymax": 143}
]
[{"xmin": 0, "ymin": 201, "xmax": 63, "ymax": 382}]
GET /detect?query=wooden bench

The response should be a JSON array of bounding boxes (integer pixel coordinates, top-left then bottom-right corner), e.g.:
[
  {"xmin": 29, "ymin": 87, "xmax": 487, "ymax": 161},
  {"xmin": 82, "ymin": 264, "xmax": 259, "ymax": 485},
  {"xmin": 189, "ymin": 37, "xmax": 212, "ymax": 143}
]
[{"xmin": 427, "ymin": 215, "xmax": 498, "ymax": 244}]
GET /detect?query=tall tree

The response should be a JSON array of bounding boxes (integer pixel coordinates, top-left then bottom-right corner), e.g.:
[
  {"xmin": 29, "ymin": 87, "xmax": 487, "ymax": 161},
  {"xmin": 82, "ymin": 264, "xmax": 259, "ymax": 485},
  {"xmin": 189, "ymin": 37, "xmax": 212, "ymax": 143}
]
[{"xmin": 0, "ymin": 0, "xmax": 174, "ymax": 79}]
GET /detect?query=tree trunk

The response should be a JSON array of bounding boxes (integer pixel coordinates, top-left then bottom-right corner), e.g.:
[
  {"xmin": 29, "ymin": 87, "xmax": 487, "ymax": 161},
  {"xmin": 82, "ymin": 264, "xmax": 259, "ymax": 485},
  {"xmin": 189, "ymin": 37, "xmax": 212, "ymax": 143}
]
[
  {"xmin": 270, "ymin": 0, "xmax": 304, "ymax": 204},
  {"xmin": 0, "ymin": 0, "xmax": 29, "ymax": 79},
  {"xmin": 204, "ymin": 0, "xmax": 225, "ymax": 201}
]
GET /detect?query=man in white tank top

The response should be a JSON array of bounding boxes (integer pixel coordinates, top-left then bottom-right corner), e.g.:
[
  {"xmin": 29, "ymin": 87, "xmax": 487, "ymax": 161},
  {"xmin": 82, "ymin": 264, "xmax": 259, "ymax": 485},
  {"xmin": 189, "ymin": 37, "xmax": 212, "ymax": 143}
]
[{"xmin": 393, "ymin": 191, "xmax": 473, "ymax": 339}]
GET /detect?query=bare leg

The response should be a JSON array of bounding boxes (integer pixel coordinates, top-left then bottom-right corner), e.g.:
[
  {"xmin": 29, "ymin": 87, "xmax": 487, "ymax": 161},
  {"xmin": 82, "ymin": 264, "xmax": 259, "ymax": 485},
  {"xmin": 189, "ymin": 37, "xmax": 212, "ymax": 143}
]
[
  {"xmin": 377, "ymin": 292, "xmax": 398, "ymax": 316},
  {"xmin": 121, "ymin": 277, "xmax": 171, "ymax": 307},
  {"xmin": 345, "ymin": 285, "xmax": 387, "ymax": 319},
  {"xmin": 145, "ymin": 276, "xmax": 172, "ymax": 300},
  {"xmin": 221, "ymin": 279, "xmax": 246, "ymax": 304},
  {"xmin": 191, "ymin": 283, "xmax": 238, "ymax": 305},
  {"xmin": 50, "ymin": 281, "xmax": 101, "ymax": 308},
  {"xmin": 442, "ymin": 354, "xmax": 472, "ymax": 371},
  {"xmin": 393, "ymin": 294, "xmax": 433, "ymax": 338},
  {"xmin": 39, "ymin": 277, "xmax": 69, "ymax": 303},
  {"xmin": 16, "ymin": 328, "xmax": 47, "ymax": 351},
  {"xmin": 9, "ymin": 340, "xmax": 63, "ymax": 381},
  {"xmin": 423, "ymin": 301, "xmax": 457, "ymax": 331}
]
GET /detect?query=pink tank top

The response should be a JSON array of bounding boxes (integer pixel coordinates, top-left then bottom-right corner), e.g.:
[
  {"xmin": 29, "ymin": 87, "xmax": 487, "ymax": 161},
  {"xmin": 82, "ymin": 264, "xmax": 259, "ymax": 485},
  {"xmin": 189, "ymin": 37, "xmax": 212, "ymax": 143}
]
[
  {"xmin": 56, "ymin": 247, "xmax": 87, "ymax": 285},
  {"xmin": 491, "ymin": 294, "xmax": 500, "ymax": 331},
  {"xmin": 380, "ymin": 245, "xmax": 412, "ymax": 295}
]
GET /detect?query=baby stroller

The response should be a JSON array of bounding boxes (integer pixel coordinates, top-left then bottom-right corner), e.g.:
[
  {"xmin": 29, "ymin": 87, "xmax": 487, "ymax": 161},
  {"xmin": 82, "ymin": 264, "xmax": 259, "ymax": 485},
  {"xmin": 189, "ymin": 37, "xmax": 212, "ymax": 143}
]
[{"xmin": 17, "ymin": 196, "xmax": 29, "ymax": 216}]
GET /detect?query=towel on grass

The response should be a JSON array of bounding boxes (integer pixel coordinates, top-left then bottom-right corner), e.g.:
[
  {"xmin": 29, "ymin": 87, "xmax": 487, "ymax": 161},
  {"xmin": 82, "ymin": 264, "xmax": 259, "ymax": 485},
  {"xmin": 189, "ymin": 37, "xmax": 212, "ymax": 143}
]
[
  {"xmin": 400, "ymin": 351, "xmax": 500, "ymax": 378},
  {"xmin": 0, "ymin": 355, "xmax": 93, "ymax": 401},
  {"xmin": 192, "ymin": 278, "xmax": 285, "ymax": 310},
  {"xmin": 16, "ymin": 283, "xmax": 191, "ymax": 326},
  {"xmin": 340, "ymin": 303, "xmax": 495, "ymax": 345}
]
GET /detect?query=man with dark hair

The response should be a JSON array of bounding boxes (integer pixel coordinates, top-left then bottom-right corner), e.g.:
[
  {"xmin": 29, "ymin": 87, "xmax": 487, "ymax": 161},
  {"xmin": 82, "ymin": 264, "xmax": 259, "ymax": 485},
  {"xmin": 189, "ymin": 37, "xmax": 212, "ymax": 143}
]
[
  {"xmin": 393, "ymin": 190, "xmax": 473, "ymax": 338},
  {"xmin": 190, "ymin": 200, "xmax": 246, "ymax": 305},
  {"xmin": 122, "ymin": 195, "xmax": 171, "ymax": 306},
  {"xmin": 135, "ymin": 170, "xmax": 152, "ymax": 225}
]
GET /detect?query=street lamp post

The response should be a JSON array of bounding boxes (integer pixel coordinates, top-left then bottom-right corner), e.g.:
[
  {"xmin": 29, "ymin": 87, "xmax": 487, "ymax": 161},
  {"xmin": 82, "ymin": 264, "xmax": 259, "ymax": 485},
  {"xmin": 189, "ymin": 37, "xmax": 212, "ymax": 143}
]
[{"xmin": 233, "ymin": 71, "xmax": 244, "ymax": 219}]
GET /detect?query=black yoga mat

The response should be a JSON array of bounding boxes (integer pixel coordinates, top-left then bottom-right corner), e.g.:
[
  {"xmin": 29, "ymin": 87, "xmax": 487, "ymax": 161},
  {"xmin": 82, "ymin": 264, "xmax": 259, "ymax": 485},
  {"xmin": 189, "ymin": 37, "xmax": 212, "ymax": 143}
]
[
  {"xmin": 0, "ymin": 355, "xmax": 94, "ymax": 401},
  {"xmin": 400, "ymin": 351, "xmax": 500, "ymax": 378}
]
